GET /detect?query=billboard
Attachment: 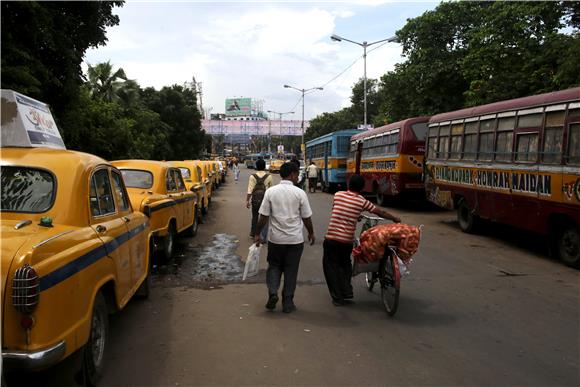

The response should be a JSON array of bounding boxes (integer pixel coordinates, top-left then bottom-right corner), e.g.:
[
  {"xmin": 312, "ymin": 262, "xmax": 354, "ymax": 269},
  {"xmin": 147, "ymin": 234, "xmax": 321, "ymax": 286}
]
[
  {"xmin": 202, "ymin": 119, "xmax": 308, "ymax": 136},
  {"xmin": 225, "ymin": 98, "xmax": 252, "ymax": 117}
]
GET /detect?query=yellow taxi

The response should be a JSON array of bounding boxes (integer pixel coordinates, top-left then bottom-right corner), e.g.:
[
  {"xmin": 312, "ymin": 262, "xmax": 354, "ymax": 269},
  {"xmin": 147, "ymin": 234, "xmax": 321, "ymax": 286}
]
[
  {"xmin": 269, "ymin": 158, "xmax": 286, "ymax": 173},
  {"xmin": 194, "ymin": 160, "xmax": 213, "ymax": 207},
  {"xmin": 219, "ymin": 160, "xmax": 227, "ymax": 183},
  {"xmin": 169, "ymin": 160, "xmax": 209, "ymax": 217},
  {"xmin": 1, "ymin": 147, "xmax": 152, "ymax": 384},
  {"xmin": 111, "ymin": 160, "xmax": 197, "ymax": 260},
  {"xmin": 202, "ymin": 160, "xmax": 220, "ymax": 190},
  {"xmin": 212, "ymin": 160, "xmax": 223, "ymax": 187}
]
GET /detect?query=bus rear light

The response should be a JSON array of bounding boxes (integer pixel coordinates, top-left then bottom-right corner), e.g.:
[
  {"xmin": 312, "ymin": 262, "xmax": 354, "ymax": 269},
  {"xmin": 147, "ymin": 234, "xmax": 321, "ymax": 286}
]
[{"xmin": 12, "ymin": 264, "xmax": 40, "ymax": 314}]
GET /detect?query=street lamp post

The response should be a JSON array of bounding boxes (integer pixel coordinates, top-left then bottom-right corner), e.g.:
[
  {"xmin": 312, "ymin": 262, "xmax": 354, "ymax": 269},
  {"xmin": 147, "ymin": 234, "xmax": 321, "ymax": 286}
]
[
  {"xmin": 331, "ymin": 34, "xmax": 397, "ymax": 128},
  {"xmin": 283, "ymin": 84, "xmax": 323, "ymax": 164},
  {"xmin": 267, "ymin": 110, "xmax": 294, "ymax": 155}
]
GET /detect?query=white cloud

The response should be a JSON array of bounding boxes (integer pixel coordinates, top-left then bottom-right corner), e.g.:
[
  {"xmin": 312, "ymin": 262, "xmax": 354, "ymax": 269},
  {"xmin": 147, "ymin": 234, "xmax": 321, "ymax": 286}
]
[{"xmin": 84, "ymin": 2, "xmax": 422, "ymax": 120}]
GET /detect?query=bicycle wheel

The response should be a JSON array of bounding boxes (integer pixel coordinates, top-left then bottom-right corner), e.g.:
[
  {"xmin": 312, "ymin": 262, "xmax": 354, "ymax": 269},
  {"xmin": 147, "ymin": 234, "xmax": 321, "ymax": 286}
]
[
  {"xmin": 380, "ymin": 253, "xmax": 400, "ymax": 316},
  {"xmin": 365, "ymin": 272, "xmax": 377, "ymax": 291}
]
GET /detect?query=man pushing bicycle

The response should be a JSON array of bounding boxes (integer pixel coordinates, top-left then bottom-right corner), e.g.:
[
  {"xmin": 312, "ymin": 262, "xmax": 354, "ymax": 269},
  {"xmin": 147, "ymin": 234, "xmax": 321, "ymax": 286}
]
[{"xmin": 323, "ymin": 174, "xmax": 401, "ymax": 306}]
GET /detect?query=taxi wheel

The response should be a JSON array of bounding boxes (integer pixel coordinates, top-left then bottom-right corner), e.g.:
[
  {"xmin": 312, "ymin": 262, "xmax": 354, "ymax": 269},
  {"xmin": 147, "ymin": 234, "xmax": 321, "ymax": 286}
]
[
  {"xmin": 163, "ymin": 224, "xmax": 176, "ymax": 260},
  {"xmin": 184, "ymin": 209, "xmax": 200, "ymax": 237},
  {"xmin": 83, "ymin": 292, "xmax": 108, "ymax": 387},
  {"xmin": 135, "ymin": 241, "xmax": 153, "ymax": 299}
]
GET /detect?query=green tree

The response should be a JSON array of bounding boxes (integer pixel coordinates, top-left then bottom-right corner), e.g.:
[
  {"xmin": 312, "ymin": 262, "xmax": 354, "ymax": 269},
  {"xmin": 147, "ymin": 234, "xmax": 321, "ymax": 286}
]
[
  {"xmin": 142, "ymin": 85, "xmax": 205, "ymax": 160},
  {"xmin": 305, "ymin": 107, "xmax": 359, "ymax": 141},
  {"xmin": 86, "ymin": 61, "xmax": 130, "ymax": 102},
  {"xmin": 374, "ymin": 1, "xmax": 579, "ymax": 121},
  {"xmin": 1, "ymin": 1, "xmax": 124, "ymax": 126}
]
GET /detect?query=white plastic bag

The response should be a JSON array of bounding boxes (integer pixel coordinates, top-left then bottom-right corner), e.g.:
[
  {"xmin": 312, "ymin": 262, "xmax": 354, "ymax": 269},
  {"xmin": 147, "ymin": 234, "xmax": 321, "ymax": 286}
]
[
  {"xmin": 243, "ymin": 243, "xmax": 261, "ymax": 280},
  {"xmin": 398, "ymin": 256, "xmax": 411, "ymax": 277}
]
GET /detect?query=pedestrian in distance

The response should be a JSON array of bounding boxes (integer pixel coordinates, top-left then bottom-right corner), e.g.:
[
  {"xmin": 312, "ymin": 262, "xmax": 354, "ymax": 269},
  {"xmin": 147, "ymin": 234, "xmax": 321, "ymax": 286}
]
[
  {"xmin": 306, "ymin": 161, "xmax": 318, "ymax": 193},
  {"xmin": 323, "ymin": 174, "xmax": 401, "ymax": 306},
  {"xmin": 233, "ymin": 160, "xmax": 240, "ymax": 183},
  {"xmin": 246, "ymin": 158, "xmax": 273, "ymax": 238},
  {"xmin": 254, "ymin": 162, "xmax": 315, "ymax": 313}
]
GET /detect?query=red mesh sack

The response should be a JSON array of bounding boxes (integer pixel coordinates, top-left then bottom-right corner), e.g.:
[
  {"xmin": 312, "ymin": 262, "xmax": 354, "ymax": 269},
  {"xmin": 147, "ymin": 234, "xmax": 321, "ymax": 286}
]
[{"xmin": 352, "ymin": 223, "xmax": 421, "ymax": 264}]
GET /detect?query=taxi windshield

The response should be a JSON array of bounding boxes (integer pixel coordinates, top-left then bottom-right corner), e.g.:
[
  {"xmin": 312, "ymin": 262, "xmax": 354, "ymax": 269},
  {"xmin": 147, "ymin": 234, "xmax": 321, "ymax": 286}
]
[
  {"xmin": 120, "ymin": 169, "xmax": 153, "ymax": 189},
  {"xmin": 179, "ymin": 168, "xmax": 191, "ymax": 179},
  {"xmin": 1, "ymin": 166, "xmax": 55, "ymax": 213}
]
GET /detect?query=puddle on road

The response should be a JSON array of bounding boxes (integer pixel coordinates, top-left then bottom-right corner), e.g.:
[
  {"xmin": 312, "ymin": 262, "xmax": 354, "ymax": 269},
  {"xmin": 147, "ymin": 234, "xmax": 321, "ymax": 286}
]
[{"xmin": 152, "ymin": 233, "xmax": 265, "ymax": 289}]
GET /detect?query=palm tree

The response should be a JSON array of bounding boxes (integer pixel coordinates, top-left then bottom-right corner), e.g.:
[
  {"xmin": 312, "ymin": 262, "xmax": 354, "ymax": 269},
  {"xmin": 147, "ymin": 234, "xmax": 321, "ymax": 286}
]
[{"xmin": 86, "ymin": 61, "xmax": 129, "ymax": 102}]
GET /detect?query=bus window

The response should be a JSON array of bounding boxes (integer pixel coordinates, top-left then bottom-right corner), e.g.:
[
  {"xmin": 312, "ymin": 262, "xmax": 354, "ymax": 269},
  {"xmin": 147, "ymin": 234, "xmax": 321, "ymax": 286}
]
[
  {"xmin": 387, "ymin": 132, "xmax": 399, "ymax": 154},
  {"xmin": 495, "ymin": 117, "xmax": 515, "ymax": 161},
  {"xmin": 517, "ymin": 113, "xmax": 543, "ymax": 128},
  {"xmin": 411, "ymin": 122, "xmax": 428, "ymax": 141},
  {"xmin": 542, "ymin": 111, "xmax": 565, "ymax": 164},
  {"xmin": 427, "ymin": 125, "xmax": 439, "ymax": 159},
  {"xmin": 477, "ymin": 119, "xmax": 495, "ymax": 161},
  {"xmin": 438, "ymin": 124, "xmax": 451, "ymax": 159},
  {"xmin": 515, "ymin": 132, "xmax": 539, "ymax": 162},
  {"xmin": 450, "ymin": 123, "xmax": 464, "ymax": 159},
  {"xmin": 462, "ymin": 121, "xmax": 479, "ymax": 160},
  {"xmin": 567, "ymin": 123, "xmax": 580, "ymax": 164}
]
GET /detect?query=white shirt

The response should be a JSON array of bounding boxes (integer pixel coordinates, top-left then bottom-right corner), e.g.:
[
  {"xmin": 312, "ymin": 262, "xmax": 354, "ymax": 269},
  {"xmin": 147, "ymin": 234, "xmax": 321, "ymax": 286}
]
[
  {"xmin": 306, "ymin": 164, "xmax": 318, "ymax": 178},
  {"xmin": 259, "ymin": 180, "xmax": 313, "ymax": 244}
]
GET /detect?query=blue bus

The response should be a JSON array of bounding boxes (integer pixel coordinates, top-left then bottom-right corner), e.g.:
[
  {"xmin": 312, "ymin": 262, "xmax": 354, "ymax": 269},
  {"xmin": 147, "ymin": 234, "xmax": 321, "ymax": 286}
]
[{"xmin": 306, "ymin": 129, "xmax": 361, "ymax": 192}]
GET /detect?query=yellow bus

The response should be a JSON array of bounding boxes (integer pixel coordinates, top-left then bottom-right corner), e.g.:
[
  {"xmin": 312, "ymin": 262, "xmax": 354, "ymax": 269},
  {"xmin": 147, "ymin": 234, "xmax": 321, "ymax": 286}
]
[{"xmin": 347, "ymin": 117, "xmax": 429, "ymax": 205}]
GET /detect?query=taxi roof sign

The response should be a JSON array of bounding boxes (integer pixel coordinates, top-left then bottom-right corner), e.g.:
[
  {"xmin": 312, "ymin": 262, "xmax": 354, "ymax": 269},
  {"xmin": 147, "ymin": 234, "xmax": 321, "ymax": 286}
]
[{"xmin": 1, "ymin": 89, "xmax": 66, "ymax": 149}]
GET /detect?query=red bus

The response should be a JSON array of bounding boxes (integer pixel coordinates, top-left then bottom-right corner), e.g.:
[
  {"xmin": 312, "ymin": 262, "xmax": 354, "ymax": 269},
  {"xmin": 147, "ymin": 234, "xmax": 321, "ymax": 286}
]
[
  {"xmin": 347, "ymin": 117, "xmax": 429, "ymax": 205},
  {"xmin": 425, "ymin": 87, "xmax": 580, "ymax": 267}
]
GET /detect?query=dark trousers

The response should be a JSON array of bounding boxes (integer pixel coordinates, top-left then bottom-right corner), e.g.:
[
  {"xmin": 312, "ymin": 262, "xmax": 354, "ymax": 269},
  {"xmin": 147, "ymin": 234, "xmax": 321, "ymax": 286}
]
[
  {"xmin": 308, "ymin": 177, "xmax": 317, "ymax": 192},
  {"xmin": 266, "ymin": 242, "xmax": 304, "ymax": 306},
  {"xmin": 323, "ymin": 239, "xmax": 354, "ymax": 302},
  {"xmin": 251, "ymin": 202, "xmax": 260, "ymax": 236}
]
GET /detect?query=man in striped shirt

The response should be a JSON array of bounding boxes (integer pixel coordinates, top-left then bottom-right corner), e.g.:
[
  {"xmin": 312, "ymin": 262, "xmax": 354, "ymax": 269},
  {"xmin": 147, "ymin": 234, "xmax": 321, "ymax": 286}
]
[{"xmin": 324, "ymin": 174, "xmax": 400, "ymax": 306}]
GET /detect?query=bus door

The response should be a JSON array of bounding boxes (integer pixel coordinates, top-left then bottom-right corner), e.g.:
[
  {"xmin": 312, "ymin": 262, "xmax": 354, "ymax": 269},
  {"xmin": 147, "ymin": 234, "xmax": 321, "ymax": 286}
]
[
  {"xmin": 355, "ymin": 141, "xmax": 363, "ymax": 174},
  {"xmin": 509, "ymin": 126, "xmax": 541, "ymax": 230}
]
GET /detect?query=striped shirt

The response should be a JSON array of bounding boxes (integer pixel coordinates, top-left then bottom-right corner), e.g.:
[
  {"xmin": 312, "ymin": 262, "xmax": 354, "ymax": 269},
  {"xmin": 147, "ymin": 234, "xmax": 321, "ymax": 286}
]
[{"xmin": 325, "ymin": 190, "xmax": 376, "ymax": 243}]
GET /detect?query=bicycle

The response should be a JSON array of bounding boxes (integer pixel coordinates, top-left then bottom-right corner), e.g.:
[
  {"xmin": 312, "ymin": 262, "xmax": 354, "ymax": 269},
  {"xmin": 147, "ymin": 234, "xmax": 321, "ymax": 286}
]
[{"xmin": 353, "ymin": 214, "xmax": 401, "ymax": 316}]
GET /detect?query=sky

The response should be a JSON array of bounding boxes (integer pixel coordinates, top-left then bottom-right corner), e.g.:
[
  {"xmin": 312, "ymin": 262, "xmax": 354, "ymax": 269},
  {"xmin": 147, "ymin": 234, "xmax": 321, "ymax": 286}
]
[{"xmin": 84, "ymin": 1, "xmax": 439, "ymax": 120}]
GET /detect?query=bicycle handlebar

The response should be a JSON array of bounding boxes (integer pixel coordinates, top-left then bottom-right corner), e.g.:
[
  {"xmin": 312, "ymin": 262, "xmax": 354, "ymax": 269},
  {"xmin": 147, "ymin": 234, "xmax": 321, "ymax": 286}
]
[{"xmin": 360, "ymin": 214, "xmax": 384, "ymax": 221}]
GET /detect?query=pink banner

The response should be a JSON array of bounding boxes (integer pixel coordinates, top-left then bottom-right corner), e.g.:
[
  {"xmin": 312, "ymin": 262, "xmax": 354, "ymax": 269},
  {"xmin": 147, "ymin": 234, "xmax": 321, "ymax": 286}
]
[{"xmin": 202, "ymin": 119, "xmax": 309, "ymax": 136}]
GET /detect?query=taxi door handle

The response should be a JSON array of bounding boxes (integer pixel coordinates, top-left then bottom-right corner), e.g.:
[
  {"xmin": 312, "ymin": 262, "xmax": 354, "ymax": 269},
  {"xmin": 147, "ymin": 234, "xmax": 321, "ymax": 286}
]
[
  {"xmin": 122, "ymin": 216, "xmax": 130, "ymax": 223},
  {"xmin": 96, "ymin": 225, "xmax": 107, "ymax": 233}
]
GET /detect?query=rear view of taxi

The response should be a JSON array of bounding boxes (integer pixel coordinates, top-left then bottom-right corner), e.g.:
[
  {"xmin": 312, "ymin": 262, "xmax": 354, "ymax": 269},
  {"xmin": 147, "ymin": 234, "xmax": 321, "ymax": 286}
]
[
  {"xmin": 1, "ymin": 90, "xmax": 152, "ymax": 385},
  {"xmin": 112, "ymin": 160, "xmax": 198, "ymax": 260},
  {"xmin": 195, "ymin": 160, "xmax": 213, "ymax": 207},
  {"xmin": 168, "ymin": 160, "xmax": 208, "ymax": 217}
]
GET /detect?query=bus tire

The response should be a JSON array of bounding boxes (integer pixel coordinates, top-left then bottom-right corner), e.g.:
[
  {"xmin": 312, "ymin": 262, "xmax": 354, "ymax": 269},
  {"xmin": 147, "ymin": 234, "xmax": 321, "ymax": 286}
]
[
  {"xmin": 457, "ymin": 198, "xmax": 478, "ymax": 233},
  {"xmin": 376, "ymin": 190, "xmax": 387, "ymax": 207},
  {"xmin": 556, "ymin": 226, "xmax": 580, "ymax": 268}
]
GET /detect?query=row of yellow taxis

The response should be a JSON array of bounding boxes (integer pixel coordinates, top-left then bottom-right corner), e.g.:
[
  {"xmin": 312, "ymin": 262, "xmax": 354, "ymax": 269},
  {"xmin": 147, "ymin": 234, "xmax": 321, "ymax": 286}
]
[{"xmin": 1, "ymin": 88, "xmax": 227, "ymax": 386}]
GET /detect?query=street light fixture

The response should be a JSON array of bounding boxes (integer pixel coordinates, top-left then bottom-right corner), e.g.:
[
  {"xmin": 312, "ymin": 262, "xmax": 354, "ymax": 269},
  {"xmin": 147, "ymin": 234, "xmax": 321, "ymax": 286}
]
[
  {"xmin": 283, "ymin": 84, "xmax": 323, "ymax": 164},
  {"xmin": 267, "ymin": 110, "xmax": 294, "ymax": 154},
  {"xmin": 331, "ymin": 33, "xmax": 397, "ymax": 128}
]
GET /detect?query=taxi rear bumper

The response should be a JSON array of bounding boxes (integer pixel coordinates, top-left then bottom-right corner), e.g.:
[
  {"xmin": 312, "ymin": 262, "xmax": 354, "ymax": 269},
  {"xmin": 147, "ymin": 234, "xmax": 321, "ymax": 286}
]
[{"xmin": 2, "ymin": 340, "xmax": 66, "ymax": 370}]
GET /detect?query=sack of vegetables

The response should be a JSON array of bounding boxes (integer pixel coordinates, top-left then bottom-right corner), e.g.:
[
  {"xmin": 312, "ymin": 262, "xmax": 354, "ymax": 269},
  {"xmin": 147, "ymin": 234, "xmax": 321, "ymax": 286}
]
[{"xmin": 352, "ymin": 223, "xmax": 422, "ymax": 264}]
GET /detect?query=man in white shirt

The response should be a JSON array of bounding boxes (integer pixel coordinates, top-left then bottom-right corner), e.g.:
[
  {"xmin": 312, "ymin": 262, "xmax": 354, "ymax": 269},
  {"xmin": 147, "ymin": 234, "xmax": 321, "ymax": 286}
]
[
  {"xmin": 306, "ymin": 161, "xmax": 319, "ymax": 193},
  {"xmin": 255, "ymin": 162, "xmax": 315, "ymax": 313}
]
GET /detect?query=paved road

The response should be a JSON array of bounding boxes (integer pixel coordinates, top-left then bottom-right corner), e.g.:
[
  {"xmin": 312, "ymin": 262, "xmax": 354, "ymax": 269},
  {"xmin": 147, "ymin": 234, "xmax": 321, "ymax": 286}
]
[{"xmin": 10, "ymin": 168, "xmax": 579, "ymax": 386}]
